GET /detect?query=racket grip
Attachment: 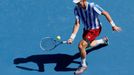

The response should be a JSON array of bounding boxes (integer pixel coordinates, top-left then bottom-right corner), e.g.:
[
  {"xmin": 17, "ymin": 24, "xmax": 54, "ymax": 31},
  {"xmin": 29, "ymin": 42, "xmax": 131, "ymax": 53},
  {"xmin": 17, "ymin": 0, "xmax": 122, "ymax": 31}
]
[{"xmin": 62, "ymin": 41, "xmax": 67, "ymax": 44}]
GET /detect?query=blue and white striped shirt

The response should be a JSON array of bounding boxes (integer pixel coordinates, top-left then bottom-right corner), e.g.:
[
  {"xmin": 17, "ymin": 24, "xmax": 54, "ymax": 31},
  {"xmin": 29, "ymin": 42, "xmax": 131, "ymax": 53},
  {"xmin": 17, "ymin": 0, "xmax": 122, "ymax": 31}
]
[{"xmin": 74, "ymin": 2, "xmax": 104, "ymax": 30}]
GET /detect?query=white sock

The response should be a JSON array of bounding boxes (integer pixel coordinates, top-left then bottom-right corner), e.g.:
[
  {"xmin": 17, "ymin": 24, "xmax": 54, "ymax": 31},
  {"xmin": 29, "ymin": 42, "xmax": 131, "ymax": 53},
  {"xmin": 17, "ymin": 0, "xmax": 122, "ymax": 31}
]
[
  {"xmin": 96, "ymin": 39, "xmax": 104, "ymax": 45},
  {"xmin": 81, "ymin": 58, "xmax": 87, "ymax": 67}
]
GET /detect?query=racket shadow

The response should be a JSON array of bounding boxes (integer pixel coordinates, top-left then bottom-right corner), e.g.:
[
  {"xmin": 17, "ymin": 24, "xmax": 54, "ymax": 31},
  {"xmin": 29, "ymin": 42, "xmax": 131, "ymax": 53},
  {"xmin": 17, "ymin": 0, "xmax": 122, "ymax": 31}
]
[{"xmin": 13, "ymin": 44, "xmax": 107, "ymax": 72}]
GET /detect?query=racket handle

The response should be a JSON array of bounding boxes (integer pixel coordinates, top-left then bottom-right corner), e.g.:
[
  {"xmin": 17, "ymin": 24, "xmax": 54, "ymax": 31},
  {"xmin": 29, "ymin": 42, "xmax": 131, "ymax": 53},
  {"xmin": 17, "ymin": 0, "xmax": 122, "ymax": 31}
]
[{"xmin": 62, "ymin": 41, "xmax": 67, "ymax": 44}]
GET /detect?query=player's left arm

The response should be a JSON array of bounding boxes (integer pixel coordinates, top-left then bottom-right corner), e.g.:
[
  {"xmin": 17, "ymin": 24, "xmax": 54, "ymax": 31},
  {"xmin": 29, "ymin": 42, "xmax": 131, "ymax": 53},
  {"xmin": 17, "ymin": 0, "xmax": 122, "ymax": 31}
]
[{"xmin": 101, "ymin": 11, "xmax": 122, "ymax": 32}]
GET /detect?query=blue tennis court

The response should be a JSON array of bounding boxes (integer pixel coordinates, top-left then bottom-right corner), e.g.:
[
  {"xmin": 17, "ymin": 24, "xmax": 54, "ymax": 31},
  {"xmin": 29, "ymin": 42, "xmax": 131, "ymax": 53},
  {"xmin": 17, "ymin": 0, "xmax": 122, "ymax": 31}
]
[{"xmin": 0, "ymin": 0, "xmax": 134, "ymax": 75}]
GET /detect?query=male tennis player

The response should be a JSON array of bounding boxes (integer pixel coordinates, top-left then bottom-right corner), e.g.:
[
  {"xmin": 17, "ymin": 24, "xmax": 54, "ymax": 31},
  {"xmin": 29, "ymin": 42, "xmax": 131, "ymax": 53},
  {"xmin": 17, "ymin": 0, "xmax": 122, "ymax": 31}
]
[{"xmin": 67, "ymin": 0, "xmax": 121, "ymax": 74}]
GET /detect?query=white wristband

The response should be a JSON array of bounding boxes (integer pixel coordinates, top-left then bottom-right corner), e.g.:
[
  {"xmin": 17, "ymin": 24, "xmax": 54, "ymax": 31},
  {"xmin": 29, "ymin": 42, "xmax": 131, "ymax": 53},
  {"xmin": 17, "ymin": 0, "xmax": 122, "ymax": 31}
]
[
  {"xmin": 70, "ymin": 33, "xmax": 76, "ymax": 40},
  {"xmin": 110, "ymin": 21, "xmax": 116, "ymax": 27}
]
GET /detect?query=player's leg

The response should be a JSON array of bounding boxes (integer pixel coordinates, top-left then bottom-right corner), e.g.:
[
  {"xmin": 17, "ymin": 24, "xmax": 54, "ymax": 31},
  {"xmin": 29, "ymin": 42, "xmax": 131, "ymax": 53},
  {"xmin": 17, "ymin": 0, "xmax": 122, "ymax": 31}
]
[
  {"xmin": 90, "ymin": 36, "xmax": 109, "ymax": 47},
  {"xmin": 75, "ymin": 28, "xmax": 107, "ymax": 75},
  {"xmin": 87, "ymin": 27, "xmax": 108, "ymax": 47},
  {"xmin": 74, "ymin": 29, "xmax": 95, "ymax": 74},
  {"xmin": 74, "ymin": 40, "xmax": 88, "ymax": 75},
  {"xmin": 78, "ymin": 40, "xmax": 88, "ymax": 67}
]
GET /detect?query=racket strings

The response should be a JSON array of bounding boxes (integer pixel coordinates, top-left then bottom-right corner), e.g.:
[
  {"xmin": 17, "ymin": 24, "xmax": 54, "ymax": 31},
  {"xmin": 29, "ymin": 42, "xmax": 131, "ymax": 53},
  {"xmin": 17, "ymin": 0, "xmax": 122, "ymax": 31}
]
[{"xmin": 40, "ymin": 38, "xmax": 56, "ymax": 50}]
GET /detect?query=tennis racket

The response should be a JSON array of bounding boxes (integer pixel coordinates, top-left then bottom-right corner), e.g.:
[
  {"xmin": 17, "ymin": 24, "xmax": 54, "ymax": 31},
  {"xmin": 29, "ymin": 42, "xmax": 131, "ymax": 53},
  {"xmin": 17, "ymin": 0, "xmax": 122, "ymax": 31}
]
[{"xmin": 40, "ymin": 37, "xmax": 67, "ymax": 51}]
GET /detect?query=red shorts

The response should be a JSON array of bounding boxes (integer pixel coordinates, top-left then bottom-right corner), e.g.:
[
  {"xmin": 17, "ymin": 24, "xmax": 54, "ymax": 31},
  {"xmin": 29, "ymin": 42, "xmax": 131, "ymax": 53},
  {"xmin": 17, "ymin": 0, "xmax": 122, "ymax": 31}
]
[{"xmin": 83, "ymin": 28, "xmax": 101, "ymax": 43}]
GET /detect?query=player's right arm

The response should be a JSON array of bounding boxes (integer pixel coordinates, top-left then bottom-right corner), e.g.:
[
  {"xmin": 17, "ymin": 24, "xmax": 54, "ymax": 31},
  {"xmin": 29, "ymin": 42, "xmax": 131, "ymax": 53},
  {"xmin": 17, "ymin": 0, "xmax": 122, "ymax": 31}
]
[
  {"xmin": 67, "ymin": 6, "xmax": 80, "ymax": 44},
  {"xmin": 67, "ymin": 19, "xmax": 80, "ymax": 44}
]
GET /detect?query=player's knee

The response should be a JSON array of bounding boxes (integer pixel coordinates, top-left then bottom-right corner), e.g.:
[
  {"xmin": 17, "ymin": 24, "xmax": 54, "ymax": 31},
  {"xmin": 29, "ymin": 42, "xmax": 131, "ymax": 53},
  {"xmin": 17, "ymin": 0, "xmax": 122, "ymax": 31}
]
[
  {"xmin": 90, "ymin": 40, "xmax": 97, "ymax": 47},
  {"xmin": 78, "ymin": 41, "xmax": 87, "ymax": 50}
]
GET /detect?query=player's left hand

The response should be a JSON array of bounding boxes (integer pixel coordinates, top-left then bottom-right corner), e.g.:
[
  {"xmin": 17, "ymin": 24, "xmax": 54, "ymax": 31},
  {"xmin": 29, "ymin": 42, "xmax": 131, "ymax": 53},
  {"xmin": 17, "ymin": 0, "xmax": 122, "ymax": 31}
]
[
  {"xmin": 67, "ymin": 38, "xmax": 73, "ymax": 44},
  {"xmin": 112, "ymin": 26, "xmax": 122, "ymax": 32}
]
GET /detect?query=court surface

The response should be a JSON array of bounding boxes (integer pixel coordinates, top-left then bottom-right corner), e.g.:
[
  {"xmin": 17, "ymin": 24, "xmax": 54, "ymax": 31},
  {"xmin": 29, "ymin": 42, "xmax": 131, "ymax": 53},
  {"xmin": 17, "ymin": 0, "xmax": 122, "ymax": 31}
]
[{"xmin": 0, "ymin": 0, "xmax": 134, "ymax": 75}]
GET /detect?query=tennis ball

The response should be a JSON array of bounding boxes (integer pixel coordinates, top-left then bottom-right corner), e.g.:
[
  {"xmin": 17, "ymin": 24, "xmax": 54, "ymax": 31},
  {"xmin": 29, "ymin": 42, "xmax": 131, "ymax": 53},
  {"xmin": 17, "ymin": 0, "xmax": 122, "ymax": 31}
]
[{"xmin": 56, "ymin": 35, "xmax": 61, "ymax": 40}]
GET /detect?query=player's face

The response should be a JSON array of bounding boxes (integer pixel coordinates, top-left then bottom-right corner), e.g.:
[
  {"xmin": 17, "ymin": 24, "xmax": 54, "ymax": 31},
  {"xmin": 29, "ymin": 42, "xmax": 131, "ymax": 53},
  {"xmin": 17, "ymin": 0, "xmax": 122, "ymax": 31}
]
[{"xmin": 77, "ymin": 1, "xmax": 86, "ymax": 9}]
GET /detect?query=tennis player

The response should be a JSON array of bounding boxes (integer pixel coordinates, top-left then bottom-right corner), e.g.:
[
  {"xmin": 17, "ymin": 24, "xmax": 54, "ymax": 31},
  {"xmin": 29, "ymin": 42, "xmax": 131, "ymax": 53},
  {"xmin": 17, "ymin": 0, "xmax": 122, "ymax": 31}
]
[{"xmin": 67, "ymin": 0, "xmax": 121, "ymax": 74}]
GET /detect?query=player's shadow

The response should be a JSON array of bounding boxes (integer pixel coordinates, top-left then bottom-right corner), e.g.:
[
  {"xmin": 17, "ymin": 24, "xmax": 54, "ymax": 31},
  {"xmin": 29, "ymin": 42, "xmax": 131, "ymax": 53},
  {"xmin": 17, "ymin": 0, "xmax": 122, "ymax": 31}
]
[{"xmin": 13, "ymin": 44, "xmax": 107, "ymax": 72}]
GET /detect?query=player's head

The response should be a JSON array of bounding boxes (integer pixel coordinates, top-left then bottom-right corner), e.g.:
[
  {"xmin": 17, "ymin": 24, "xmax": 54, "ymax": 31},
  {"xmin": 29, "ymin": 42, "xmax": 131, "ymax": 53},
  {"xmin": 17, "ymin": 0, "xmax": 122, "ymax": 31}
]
[
  {"xmin": 73, "ymin": 0, "xmax": 86, "ymax": 9},
  {"xmin": 73, "ymin": 0, "xmax": 86, "ymax": 4},
  {"xmin": 73, "ymin": 0, "xmax": 81, "ymax": 4}
]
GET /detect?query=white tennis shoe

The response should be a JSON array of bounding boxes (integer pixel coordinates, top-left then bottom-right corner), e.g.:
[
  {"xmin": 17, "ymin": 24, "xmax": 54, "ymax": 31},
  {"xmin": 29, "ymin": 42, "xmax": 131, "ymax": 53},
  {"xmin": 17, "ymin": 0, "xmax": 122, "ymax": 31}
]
[{"xmin": 74, "ymin": 66, "xmax": 87, "ymax": 75}]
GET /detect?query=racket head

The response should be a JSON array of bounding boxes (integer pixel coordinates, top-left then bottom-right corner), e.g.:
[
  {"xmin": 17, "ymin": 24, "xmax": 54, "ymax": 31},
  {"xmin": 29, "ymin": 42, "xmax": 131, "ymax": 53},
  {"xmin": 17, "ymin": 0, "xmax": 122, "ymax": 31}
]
[{"xmin": 40, "ymin": 37, "xmax": 57, "ymax": 51}]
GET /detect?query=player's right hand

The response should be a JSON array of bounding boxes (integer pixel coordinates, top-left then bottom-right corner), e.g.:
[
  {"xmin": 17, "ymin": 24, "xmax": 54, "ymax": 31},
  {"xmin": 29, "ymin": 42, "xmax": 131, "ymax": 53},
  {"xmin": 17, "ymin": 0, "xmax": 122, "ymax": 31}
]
[{"xmin": 67, "ymin": 38, "xmax": 73, "ymax": 44}]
